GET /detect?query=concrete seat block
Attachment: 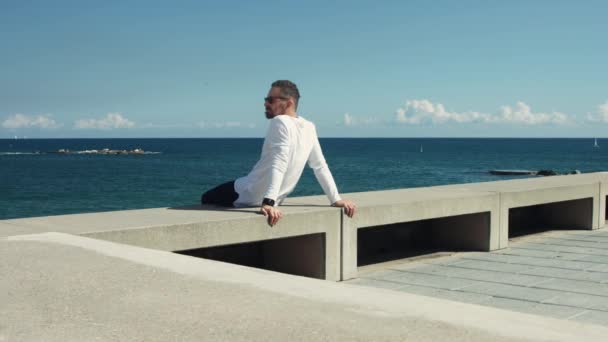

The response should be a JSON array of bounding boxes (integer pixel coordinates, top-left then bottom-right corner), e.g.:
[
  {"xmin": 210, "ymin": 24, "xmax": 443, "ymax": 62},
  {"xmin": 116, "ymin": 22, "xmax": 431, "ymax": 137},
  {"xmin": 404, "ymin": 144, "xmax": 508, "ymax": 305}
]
[
  {"xmin": 439, "ymin": 172, "xmax": 608, "ymax": 241},
  {"xmin": 1, "ymin": 205, "xmax": 342, "ymax": 281},
  {"xmin": 336, "ymin": 189, "xmax": 500, "ymax": 280}
]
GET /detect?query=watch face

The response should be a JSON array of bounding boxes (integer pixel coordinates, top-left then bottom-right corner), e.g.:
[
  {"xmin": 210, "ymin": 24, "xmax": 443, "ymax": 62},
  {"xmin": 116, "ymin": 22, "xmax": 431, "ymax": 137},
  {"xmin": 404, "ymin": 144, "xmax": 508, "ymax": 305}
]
[{"xmin": 263, "ymin": 198, "xmax": 275, "ymax": 206}]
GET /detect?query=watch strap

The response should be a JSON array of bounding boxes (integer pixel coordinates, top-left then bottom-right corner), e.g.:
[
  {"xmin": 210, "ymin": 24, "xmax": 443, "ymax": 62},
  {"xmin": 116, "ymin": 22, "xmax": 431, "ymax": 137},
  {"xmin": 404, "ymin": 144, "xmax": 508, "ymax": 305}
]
[{"xmin": 262, "ymin": 198, "xmax": 275, "ymax": 207}]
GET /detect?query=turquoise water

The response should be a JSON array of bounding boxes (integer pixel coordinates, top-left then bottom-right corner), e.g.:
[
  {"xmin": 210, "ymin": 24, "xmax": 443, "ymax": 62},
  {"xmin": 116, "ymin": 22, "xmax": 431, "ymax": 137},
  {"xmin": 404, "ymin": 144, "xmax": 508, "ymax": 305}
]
[{"xmin": 1, "ymin": 138, "xmax": 607, "ymax": 219}]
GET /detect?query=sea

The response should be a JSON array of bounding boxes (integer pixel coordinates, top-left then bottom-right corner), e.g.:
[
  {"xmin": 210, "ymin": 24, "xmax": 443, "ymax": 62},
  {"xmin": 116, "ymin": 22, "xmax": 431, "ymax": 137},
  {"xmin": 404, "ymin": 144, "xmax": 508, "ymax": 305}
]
[{"xmin": 1, "ymin": 138, "xmax": 607, "ymax": 220}]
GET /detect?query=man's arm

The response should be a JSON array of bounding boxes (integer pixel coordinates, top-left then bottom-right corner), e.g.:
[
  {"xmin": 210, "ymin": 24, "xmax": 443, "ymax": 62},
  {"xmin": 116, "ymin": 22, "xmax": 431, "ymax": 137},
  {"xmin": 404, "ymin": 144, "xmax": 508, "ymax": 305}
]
[
  {"xmin": 260, "ymin": 118, "xmax": 290, "ymax": 226},
  {"xmin": 308, "ymin": 135, "xmax": 341, "ymax": 203},
  {"xmin": 307, "ymin": 129, "xmax": 356, "ymax": 217}
]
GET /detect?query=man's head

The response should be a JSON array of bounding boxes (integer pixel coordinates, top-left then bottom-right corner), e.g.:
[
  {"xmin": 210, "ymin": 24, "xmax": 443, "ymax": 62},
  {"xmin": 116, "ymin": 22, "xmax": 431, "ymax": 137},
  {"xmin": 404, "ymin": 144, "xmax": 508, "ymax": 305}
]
[{"xmin": 264, "ymin": 80, "xmax": 300, "ymax": 119}]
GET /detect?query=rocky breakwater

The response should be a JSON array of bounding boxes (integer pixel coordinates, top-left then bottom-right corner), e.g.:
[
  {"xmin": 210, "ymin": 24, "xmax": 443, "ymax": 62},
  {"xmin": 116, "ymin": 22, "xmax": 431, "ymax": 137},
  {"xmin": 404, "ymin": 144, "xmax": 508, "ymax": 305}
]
[{"xmin": 56, "ymin": 148, "xmax": 146, "ymax": 155}]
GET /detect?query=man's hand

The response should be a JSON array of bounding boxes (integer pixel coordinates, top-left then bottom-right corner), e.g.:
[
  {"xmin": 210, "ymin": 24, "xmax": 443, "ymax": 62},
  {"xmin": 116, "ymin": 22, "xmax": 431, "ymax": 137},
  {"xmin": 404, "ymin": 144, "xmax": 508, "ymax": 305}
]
[
  {"xmin": 260, "ymin": 204, "xmax": 282, "ymax": 226},
  {"xmin": 332, "ymin": 199, "xmax": 356, "ymax": 218}
]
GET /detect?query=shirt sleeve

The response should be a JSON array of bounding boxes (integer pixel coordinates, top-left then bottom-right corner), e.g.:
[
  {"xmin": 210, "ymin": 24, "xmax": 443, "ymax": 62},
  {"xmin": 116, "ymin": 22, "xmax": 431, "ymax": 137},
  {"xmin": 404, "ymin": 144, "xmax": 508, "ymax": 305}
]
[
  {"xmin": 307, "ymin": 125, "xmax": 342, "ymax": 204},
  {"xmin": 262, "ymin": 118, "xmax": 291, "ymax": 204}
]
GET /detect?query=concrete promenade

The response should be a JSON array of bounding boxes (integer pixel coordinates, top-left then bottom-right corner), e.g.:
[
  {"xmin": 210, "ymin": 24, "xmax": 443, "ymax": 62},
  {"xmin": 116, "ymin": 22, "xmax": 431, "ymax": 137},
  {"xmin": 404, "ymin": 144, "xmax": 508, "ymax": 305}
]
[
  {"xmin": 4, "ymin": 232, "xmax": 608, "ymax": 342},
  {"xmin": 348, "ymin": 228, "xmax": 608, "ymax": 326}
]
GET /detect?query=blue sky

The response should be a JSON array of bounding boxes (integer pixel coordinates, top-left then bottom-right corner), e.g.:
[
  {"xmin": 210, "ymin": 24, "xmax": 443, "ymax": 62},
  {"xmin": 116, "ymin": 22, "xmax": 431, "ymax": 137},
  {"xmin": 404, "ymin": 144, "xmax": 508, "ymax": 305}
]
[{"xmin": 1, "ymin": 0, "xmax": 607, "ymax": 138}]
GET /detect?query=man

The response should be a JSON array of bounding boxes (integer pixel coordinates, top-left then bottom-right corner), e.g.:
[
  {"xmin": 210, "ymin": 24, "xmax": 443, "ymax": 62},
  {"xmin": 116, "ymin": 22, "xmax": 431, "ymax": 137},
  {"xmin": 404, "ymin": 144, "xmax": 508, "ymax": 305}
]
[{"xmin": 201, "ymin": 80, "xmax": 356, "ymax": 226}]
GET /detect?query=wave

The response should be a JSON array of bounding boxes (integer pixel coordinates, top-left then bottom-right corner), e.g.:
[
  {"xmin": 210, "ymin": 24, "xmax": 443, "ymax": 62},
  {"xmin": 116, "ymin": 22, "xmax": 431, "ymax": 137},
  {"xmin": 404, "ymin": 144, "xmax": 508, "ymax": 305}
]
[
  {"xmin": 1, "ymin": 151, "xmax": 162, "ymax": 155},
  {"xmin": 70, "ymin": 150, "xmax": 162, "ymax": 155},
  {"xmin": 0, "ymin": 152, "xmax": 44, "ymax": 155}
]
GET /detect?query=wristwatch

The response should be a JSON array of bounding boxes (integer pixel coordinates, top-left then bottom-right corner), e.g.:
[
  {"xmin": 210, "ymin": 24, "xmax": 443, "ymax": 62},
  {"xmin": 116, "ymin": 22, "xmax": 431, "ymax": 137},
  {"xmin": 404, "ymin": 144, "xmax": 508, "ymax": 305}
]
[{"xmin": 262, "ymin": 198, "xmax": 275, "ymax": 207}]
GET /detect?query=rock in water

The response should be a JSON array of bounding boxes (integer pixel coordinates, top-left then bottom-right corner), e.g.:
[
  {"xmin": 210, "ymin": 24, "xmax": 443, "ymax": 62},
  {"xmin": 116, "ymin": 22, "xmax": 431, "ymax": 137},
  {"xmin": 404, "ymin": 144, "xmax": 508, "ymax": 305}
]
[{"xmin": 537, "ymin": 170, "xmax": 559, "ymax": 176}]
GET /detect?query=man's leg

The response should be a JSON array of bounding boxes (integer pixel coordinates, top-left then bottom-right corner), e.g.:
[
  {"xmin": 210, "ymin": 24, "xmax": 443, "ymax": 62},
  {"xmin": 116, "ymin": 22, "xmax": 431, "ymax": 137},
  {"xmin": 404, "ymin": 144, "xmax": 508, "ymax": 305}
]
[{"xmin": 201, "ymin": 181, "xmax": 239, "ymax": 207}]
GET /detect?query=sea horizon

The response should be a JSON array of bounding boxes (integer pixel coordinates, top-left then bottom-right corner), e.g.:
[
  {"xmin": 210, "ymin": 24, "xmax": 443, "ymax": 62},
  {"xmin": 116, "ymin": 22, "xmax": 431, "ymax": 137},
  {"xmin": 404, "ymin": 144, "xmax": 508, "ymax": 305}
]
[{"xmin": 1, "ymin": 136, "xmax": 607, "ymax": 140}]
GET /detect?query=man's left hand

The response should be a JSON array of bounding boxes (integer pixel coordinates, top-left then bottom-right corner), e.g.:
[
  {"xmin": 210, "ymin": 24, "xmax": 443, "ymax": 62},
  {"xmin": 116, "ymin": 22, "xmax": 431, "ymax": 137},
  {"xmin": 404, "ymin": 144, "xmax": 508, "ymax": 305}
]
[{"xmin": 260, "ymin": 204, "xmax": 282, "ymax": 226}]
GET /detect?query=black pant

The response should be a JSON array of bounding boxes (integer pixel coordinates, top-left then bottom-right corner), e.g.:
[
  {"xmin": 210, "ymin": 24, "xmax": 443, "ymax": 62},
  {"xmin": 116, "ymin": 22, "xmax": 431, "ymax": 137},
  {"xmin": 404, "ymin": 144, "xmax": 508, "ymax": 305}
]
[{"xmin": 201, "ymin": 181, "xmax": 239, "ymax": 207}]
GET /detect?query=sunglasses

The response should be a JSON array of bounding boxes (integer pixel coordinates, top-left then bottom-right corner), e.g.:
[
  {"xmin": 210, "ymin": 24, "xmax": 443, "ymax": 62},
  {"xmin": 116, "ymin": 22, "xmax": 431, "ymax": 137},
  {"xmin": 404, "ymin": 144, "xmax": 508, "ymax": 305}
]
[{"xmin": 264, "ymin": 96, "xmax": 289, "ymax": 104}]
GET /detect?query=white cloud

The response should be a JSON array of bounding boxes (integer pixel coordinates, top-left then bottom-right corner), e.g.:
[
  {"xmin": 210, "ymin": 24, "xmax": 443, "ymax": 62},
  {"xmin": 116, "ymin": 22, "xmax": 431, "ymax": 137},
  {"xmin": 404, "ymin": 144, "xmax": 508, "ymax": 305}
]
[
  {"xmin": 141, "ymin": 122, "xmax": 190, "ymax": 129},
  {"xmin": 586, "ymin": 102, "xmax": 608, "ymax": 123},
  {"xmin": 342, "ymin": 112, "xmax": 379, "ymax": 127},
  {"xmin": 343, "ymin": 113, "xmax": 354, "ymax": 126},
  {"xmin": 498, "ymin": 102, "xmax": 567, "ymax": 125},
  {"xmin": 394, "ymin": 100, "xmax": 569, "ymax": 125},
  {"xmin": 74, "ymin": 113, "xmax": 135, "ymax": 130},
  {"xmin": 2, "ymin": 113, "xmax": 61, "ymax": 129},
  {"xmin": 198, "ymin": 121, "xmax": 256, "ymax": 129}
]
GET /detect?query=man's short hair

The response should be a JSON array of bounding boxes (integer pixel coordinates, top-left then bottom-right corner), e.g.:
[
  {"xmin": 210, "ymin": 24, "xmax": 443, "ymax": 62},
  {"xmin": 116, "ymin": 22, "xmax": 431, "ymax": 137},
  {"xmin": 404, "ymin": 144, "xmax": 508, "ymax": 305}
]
[{"xmin": 272, "ymin": 80, "xmax": 300, "ymax": 109}]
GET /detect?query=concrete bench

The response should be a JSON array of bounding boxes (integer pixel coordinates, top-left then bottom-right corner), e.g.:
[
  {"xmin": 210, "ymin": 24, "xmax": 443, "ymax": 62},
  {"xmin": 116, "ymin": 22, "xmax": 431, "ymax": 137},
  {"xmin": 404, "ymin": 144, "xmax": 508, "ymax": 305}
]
[
  {"xmin": 0, "ymin": 205, "xmax": 343, "ymax": 281},
  {"xmin": 2, "ymin": 172, "xmax": 606, "ymax": 282},
  {"xmin": 437, "ymin": 172, "xmax": 608, "ymax": 248},
  {"xmin": 285, "ymin": 188, "xmax": 500, "ymax": 280}
]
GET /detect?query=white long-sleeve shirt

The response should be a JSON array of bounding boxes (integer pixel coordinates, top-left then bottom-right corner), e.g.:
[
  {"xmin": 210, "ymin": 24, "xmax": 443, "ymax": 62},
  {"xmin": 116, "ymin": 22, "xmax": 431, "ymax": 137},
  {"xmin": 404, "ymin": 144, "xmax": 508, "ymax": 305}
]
[{"xmin": 233, "ymin": 115, "xmax": 342, "ymax": 207}]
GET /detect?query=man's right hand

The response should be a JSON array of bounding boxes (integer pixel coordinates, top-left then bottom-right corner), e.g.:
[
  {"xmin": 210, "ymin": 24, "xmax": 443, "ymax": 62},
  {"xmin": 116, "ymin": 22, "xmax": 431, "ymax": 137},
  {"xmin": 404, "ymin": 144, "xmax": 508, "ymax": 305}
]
[
  {"xmin": 260, "ymin": 204, "xmax": 282, "ymax": 226},
  {"xmin": 332, "ymin": 199, "xmax": 356, "ymax": 218}
]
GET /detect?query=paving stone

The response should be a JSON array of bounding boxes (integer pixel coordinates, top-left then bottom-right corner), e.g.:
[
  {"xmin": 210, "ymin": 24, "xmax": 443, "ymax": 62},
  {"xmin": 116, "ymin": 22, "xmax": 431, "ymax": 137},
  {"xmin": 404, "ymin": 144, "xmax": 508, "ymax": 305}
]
[
  {"xmin": 589, "ymin": 231, "xmax": 608, "ymax": 238},
  {"xmin": 571, "ymin": 310, "xmax": 608, "ymax": 326},
  {"xmin": 389, "ymin": 263, "xmax": 477, "ymax": 278},
  {"xmin": 424, "ymin": 256, "xmax": 469, "ymax": 266},
  {"xmin": 458, "ymin": 282, "xmax": 561, "ymax": 302},
  {"xmin": 475, "ymin": 297, "xmax": 586, "ymax": 320},
  {"xmin": 359, "ymin": 268, "xmax": 403, "ymax": 279},
  {"xmin": 517, "ymin": 242, "xmax": 608, "ymax": 256},
  {"xmin": 514, "ymin": 242, "xmax": 578, "ymax": 252},
  {"xmin": 573, "ymin": 254, "xmax": 608, "ymax": 264},
  {"xmin": 445, "ymin": 259, "xmax": 537, "ymax": 274},
  {"xmin": 460, "ymin": 271, "xmax": 550, "ymax": 287},
  {"xmin": 378, "ymin": 270, "xmax": 486, "ymax": 290},
  {"xmin": 560, "ymin": 235, "xmax": 608, "ymax": 243},
  {"xmin": 543, "ymin": 291, "xmax": 608, "ymax": 311},
  {"xmin": 389, "ymin": 283, "xmax": 493, "ymax": 304},
  {"xmin": 540, "ymin": 237, "xmax": 608, "ymax": 249},
  {"xmin": 496, "ymin": 247, "xmax": 559, "ymax": 258},
  {"xmin": 345, "ymin": 277, "xmax": 405, "ymax": 291},
  {"xmin": 504, "ymin": 247, "xmax": 596, "ymax": 261},
  {"xmin": 519, "ymin": 267, "xmax": 608, "ymax": 283},
  {"xmin": 532, "ymin": 278, "xmax": 608, "ymax": 297},
  {"xmin": 352, "ymin": 280, "xmax": 493, "ymax": 305},
  {"xmin": 463, "ymin": 253, "xmax": 599, "ymax": 270},
  {"xmin": 585, "ymin": 263, "xmax": 608, "ymax": 273},
  {"xmin": 544, "ymin": 253, "xmax": 595, "ymax": 262},
  {"xmin": 396, "ymin": 264, "xmax": 549, "ymax": 287}
]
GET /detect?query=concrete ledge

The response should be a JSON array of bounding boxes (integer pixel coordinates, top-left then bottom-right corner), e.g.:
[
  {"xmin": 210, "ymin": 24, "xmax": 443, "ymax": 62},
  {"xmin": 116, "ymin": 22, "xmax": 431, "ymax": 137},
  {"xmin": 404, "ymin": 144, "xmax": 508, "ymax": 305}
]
[
  {"xmin": 0, "ymin": 205, "xmax": 342, "ymax": 281},
  {"xmin": 288, "ymin": 189, "xmax": 499, "ymax": 281},
  {"xmin": 438, "ymin": 173, "xmax": 608, "ymax": 246}
]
